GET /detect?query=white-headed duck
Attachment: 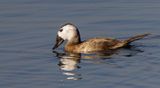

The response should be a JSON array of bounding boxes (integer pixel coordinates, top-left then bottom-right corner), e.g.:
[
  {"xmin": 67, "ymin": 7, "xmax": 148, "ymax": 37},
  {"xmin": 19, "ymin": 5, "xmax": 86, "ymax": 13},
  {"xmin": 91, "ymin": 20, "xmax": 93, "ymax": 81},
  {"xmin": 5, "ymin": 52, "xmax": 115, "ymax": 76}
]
[{"xmin": 53, "ymin": 23, "xmax": 150, "ymax": 53}]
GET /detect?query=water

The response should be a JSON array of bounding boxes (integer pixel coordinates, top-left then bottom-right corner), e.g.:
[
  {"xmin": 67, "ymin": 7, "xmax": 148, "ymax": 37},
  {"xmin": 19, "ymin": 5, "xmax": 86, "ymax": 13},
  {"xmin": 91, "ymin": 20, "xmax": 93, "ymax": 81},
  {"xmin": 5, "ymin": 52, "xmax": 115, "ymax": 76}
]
[{"xmin": 0, "ymin": 0, "xmax": 160, "ymax": 88}]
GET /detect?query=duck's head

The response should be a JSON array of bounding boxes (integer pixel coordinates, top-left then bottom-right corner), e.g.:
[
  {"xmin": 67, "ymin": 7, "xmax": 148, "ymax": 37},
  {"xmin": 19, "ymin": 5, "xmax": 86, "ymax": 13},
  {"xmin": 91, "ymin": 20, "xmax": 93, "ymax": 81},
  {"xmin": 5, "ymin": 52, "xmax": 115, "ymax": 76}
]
[{"xmin": 52, "ymin": 23, "xmax": 81, "ymax": 50}]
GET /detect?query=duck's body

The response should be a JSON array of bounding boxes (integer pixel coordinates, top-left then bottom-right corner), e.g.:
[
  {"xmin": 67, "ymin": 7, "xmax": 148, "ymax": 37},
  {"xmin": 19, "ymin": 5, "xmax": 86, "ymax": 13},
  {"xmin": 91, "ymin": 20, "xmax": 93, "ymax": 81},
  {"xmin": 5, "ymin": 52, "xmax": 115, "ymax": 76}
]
[
  {"xmin": 53, "ymin": 23, "xmax": 150, "ymax": 53},
  {"xmin": 65, "ymin": 38, "xmax": 123, "ymax": 53}
]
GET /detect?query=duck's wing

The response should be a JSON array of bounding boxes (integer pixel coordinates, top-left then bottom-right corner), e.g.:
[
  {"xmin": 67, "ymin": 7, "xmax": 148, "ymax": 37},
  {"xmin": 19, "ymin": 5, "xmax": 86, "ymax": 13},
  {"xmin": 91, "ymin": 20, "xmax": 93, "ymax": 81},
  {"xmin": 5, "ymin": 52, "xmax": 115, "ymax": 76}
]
[
  {"xmin": 80, "ymin": 33, "xmax": 150, "ymax": 51},
  {"xmin": 78, "ymin": 38, "xmax": 123, "ymax": 52}
]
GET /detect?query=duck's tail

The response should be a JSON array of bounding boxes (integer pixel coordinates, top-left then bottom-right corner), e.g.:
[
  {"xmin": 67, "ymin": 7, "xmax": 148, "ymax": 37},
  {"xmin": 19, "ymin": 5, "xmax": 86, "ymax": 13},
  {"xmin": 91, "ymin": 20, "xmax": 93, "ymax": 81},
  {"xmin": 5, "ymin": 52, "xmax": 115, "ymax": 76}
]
[{"xmin": 124, "ymin": 33, "xmax": 150, "ymax": 45}]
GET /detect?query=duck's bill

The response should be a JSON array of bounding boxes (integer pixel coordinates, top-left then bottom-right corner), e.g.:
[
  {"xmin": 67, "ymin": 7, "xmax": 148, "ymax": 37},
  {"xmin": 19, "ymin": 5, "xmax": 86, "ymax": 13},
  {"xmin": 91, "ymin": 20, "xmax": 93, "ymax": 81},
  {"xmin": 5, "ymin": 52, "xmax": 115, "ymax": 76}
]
[{"xmin": 52, "ymin": 35, "xmax": 64, "ymax": 50}]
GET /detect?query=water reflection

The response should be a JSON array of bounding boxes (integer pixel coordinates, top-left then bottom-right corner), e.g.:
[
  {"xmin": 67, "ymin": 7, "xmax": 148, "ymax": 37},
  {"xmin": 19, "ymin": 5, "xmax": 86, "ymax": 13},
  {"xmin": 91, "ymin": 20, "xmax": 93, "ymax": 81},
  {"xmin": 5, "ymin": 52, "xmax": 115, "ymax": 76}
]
[
  {"xmin": 53, "ymin": 51, "xmax": 82, "ymax": 80},
  {"xmin": 58, "ymin": 55, "xmax": 80, "ymax": 71},
  {"xmin": 52, "ymin": 45, "xmax": 144, "ymax": 80}
]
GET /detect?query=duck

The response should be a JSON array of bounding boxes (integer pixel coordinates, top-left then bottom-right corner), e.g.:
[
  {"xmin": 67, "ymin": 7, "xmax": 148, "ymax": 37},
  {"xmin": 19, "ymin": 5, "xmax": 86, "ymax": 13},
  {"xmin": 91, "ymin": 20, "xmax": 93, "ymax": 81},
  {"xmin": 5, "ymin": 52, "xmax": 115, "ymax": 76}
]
[{"xmin": 52, "ymin": 23, "xmax": 150, "ymax": 53}]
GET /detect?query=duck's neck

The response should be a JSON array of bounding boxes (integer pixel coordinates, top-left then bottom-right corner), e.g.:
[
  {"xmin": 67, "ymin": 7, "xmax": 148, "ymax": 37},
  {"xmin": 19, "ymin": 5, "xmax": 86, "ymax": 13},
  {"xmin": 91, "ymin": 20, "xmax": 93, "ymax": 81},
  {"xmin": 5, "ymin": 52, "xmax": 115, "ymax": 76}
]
[
  {"xmin": 65, "ymin": 29, "xmax": 81, "ymax": 53},
  {"xmin": 65, "ymin": 36, "xmax": 81, "ymax": 53},
  {"xmin": 67, "ymin": 29, "xmax": 81, "ymax": 45},
  {"xmin": 67, "ymin": 35, "xmax": 81, "ymax": 45}
]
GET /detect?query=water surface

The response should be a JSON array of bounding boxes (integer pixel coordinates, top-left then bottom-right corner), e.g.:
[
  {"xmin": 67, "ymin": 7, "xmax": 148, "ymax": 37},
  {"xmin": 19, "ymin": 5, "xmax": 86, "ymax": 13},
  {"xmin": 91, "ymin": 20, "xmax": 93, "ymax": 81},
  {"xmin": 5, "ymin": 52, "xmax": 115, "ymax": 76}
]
[{"xmin": 0, "ymin": 0, "xmax": 160, "ymax": 88}]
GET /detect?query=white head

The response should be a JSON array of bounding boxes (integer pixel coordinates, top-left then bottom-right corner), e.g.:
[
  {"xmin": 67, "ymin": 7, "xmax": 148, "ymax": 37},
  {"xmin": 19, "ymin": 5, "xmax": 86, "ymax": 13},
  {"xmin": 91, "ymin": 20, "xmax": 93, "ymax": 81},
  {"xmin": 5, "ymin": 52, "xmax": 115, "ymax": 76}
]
[
  {"xmin": 58, "ymin": 23, "xmax": 79, "ymax": 41},
  {"xmin": 52, "ymin": 23, "xmax": 81, "ymax": 50}
]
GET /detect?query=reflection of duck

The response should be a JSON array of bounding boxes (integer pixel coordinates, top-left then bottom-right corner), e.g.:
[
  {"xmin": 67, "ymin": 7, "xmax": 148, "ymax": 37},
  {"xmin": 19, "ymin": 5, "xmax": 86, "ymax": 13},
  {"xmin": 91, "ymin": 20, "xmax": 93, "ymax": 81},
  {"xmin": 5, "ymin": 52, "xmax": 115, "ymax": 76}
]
[
  {"xmin": 53, "ymin": 46, "xmax": 143, "ymax": 80},
  {"xmin": 53, "ymin": 51, "xmax": 81, "ymax": 80},
  {"xmin": 52, "ymin": 23, "xmax": 150, "ymax": 53},
  {"xmin": 58, "ymin": 53, "xmax": 80, "ymax": 71},
  {"xmin": 53, "ymin": 51, "xmax": 80, "ymax": 71}
]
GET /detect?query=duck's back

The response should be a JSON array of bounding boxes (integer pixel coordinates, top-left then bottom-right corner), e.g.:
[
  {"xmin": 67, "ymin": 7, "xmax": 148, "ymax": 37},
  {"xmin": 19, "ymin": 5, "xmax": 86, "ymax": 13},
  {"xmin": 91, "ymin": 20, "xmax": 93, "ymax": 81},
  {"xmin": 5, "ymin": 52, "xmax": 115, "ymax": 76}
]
[{"xmin": 73, "ymin": 38, "xmax": 125, "ymax": 53}]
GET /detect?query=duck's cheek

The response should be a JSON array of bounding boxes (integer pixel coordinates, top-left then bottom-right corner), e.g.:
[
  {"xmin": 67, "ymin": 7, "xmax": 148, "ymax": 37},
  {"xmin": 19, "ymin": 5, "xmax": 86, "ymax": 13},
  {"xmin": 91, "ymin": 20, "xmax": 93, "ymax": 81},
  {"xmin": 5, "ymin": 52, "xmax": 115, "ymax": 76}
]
[
  {"xmin": 58, "ymin": 32, "xmax": 67, "ymax": 40},
  {"xmin": 58, "ymin": 32, "xmax": 64, "ymax": 38}
]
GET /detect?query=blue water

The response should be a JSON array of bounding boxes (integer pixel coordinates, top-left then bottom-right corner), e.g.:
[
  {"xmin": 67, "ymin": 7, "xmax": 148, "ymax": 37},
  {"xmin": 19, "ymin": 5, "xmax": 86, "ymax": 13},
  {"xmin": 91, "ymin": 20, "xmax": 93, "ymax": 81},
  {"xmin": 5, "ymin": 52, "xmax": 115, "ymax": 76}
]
[{"xmin": 0, "ymin": 0, "xmax": 160, "ymax": 88}]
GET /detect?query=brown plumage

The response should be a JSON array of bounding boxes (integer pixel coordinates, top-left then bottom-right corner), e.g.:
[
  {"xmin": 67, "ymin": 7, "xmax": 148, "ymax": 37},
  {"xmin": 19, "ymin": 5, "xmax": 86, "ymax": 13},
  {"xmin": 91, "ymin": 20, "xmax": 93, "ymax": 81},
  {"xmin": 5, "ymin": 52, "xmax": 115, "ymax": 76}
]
[
  {"xmin": 65, "ymin": 34, "xmax": 150, "ymax": 53},
  {"xmin": 53, "ymin": 23, "xmax": 150, "ymax": 53}
]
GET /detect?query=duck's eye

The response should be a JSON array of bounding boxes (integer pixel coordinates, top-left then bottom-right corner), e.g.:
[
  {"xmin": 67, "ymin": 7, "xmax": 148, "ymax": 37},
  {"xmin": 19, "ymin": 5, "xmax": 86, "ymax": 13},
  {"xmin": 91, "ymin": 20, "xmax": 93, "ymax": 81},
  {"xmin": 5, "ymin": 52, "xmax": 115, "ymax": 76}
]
[{"xmin": 59, "ymin": 29, "xmax": 63, "ymax": 32}]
